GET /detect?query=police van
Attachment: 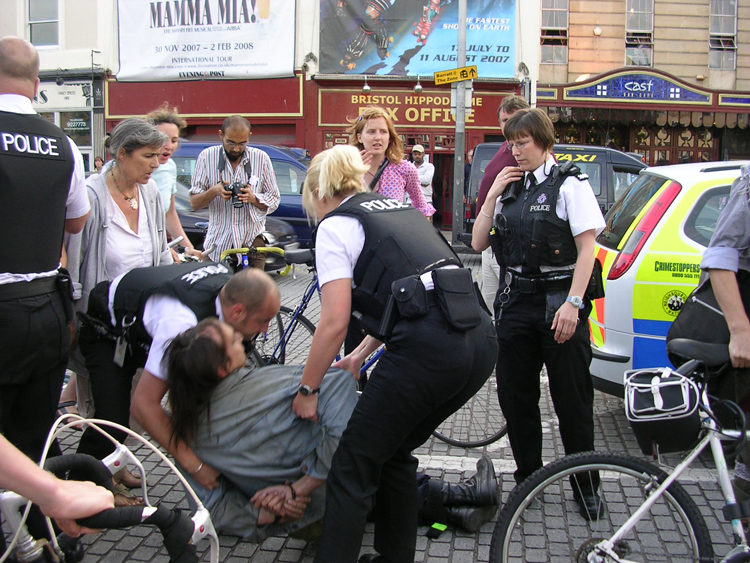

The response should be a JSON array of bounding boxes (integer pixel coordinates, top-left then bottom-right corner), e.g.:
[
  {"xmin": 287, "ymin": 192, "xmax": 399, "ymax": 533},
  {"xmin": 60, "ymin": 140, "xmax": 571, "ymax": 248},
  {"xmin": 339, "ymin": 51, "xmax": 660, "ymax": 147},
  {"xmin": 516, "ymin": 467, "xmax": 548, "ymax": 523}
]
[{"xmin": 460, "ymin": 144, "xmax": 646, "ymax": 246}]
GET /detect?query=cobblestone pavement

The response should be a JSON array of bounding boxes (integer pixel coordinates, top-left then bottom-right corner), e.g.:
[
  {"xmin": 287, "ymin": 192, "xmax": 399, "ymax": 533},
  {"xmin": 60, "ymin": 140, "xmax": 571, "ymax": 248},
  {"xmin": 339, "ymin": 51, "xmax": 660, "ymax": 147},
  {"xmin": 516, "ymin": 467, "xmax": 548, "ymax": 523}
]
[{"xmin": 4, "ymin": 250, "xmax": 741, "ymax": 562}]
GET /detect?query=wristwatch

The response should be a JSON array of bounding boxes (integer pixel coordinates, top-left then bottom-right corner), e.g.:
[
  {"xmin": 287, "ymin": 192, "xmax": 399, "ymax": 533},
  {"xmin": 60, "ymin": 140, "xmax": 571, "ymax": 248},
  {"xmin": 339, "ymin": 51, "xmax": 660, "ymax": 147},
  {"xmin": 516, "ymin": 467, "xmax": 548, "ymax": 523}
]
[
  {"xmin": 566, "ymin": 295, "xmax": 585, "ymax": 309},
  {"xmin": 297, "ymin": 384, "xmax": 320, "ymax": 396}
]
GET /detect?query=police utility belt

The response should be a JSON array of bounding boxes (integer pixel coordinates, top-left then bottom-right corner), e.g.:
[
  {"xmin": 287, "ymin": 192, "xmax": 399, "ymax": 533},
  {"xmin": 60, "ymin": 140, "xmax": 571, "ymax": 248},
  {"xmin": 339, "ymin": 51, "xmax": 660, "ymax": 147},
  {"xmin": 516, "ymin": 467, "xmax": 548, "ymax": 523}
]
[
  {"xmin": 374, "ymin": 268, "xmax": 486, "ymax": 340},
  {"xmin": 504, "ymin": 270, "xmax": 573, "ymax": 294},
  {"xmin": 0, "ymin": 269, "xmax": 75, "ymax": 323}
]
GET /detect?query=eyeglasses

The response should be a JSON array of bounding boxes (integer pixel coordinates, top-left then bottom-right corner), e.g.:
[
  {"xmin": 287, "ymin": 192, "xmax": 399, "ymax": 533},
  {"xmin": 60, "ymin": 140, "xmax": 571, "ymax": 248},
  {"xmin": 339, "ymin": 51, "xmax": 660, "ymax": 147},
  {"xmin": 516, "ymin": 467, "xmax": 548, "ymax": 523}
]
[
  {"xmin": 224, "ymin": 140, "xmax": 248, "ymax": 149},
  {"xmin": 507, "ymin": 140, "xmax": 532, "ymax": 151}
]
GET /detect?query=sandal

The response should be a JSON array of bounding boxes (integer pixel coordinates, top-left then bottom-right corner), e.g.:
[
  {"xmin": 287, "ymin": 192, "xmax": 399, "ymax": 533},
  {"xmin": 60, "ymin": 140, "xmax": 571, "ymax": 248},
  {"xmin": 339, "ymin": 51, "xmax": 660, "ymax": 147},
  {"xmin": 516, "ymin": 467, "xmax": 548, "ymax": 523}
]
[
  {"xmin": 113, "ymin": 483, "xmax": 143, "ymax": 507},
  {"xmin": 114, "ymin": 467, "xmax": 144, "ymax": 489},
  {"xmin": 56, "ymin": 400, "xmax": 79, "ymax": 418}
]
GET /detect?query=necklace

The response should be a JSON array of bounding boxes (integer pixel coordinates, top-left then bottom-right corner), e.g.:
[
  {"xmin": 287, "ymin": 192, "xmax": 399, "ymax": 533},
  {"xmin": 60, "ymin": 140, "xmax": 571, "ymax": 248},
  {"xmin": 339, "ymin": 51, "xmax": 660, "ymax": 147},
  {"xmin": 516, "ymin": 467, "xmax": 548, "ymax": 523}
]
[{"xmin": 111, "ymin": 169, "xmax": 138, "ymax": 210}]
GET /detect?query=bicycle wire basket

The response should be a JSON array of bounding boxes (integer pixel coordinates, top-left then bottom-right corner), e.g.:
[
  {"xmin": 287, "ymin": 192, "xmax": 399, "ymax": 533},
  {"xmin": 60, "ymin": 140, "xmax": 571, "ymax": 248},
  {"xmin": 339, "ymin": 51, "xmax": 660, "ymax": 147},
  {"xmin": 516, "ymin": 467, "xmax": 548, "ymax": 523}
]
[{"xmin": 625, "ymin": 367, "xmax": 701, "ymax": 455}]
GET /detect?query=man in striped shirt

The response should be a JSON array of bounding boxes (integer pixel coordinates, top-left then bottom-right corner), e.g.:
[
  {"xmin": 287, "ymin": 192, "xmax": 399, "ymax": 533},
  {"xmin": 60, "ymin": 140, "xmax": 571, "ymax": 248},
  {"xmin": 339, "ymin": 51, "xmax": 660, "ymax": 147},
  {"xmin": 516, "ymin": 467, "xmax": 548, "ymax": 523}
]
[{"xmin": 190, "ymin": 116, "xmax": 280, "ymax": 267}]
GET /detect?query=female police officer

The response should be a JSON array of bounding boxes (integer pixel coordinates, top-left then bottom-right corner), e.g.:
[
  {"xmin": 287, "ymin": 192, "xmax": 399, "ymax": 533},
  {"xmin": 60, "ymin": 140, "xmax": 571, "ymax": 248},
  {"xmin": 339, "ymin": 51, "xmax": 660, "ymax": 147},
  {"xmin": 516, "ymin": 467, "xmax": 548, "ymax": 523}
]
[
  {"xmin": 293, "ymin": 145, "xmax": 496, "ymax": 563},
  {"xmin": 472, "ymin": 108, "xmax": 606, "ymax": 520}
]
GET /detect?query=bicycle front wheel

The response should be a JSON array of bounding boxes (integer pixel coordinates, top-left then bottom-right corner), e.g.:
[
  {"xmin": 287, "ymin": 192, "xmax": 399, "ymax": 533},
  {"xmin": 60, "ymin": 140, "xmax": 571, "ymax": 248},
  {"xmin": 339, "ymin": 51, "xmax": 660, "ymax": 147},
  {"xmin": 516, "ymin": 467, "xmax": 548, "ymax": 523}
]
[
  {"xmin": 432, "ymin": 372, "xmax": 507, "ymax": 447},
  {"xmin": 254, "ymin": 306, "xmax": 316, "ymax": 365},
  {"xmin": 490, "ymin": 451, "xmax": 713, "ymax": 563}
]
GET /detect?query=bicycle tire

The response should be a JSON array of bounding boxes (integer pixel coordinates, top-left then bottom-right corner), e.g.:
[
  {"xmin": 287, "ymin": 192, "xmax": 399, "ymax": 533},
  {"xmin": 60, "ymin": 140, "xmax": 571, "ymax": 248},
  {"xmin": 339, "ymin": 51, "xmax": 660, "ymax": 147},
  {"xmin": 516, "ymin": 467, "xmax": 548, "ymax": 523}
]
[
  {"xmin": 489, "ymin": 451, "xmax": 714, "ymax": 563},
  {"xmin": 255, "ymin": 306, "xmax": 316, "ymax": 365},
  {"xmin": 432, "ymin": 373, "xmax": 507, "ymax": 447}
]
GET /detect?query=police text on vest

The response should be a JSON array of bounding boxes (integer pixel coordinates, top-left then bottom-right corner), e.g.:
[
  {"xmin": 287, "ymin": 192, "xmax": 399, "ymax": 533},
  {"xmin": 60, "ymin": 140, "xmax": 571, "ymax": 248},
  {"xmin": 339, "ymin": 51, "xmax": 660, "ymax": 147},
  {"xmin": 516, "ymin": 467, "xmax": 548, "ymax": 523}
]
[
  {"xmin": 359, "ymin": 199, "xmax": 409, "ymax": 212},
  {"xmin": 181, "ymin": 264, "xmax": 230, "ymax": 284},
  {"xmin": 1, "ymin": 132, "xmax": 59, "ymax": 156}
]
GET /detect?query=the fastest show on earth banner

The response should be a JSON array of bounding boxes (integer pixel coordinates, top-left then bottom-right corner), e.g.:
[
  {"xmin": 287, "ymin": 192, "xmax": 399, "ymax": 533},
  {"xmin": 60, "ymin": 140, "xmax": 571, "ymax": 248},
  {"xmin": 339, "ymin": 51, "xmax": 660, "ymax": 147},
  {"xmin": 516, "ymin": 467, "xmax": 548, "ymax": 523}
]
[
  {"xmin": 319, "ymin": 0, "xmax": 516, "ymax": 78},
  {"xmin": 116, "ymin": 0, "xmax": 295, "ymax": 81}
]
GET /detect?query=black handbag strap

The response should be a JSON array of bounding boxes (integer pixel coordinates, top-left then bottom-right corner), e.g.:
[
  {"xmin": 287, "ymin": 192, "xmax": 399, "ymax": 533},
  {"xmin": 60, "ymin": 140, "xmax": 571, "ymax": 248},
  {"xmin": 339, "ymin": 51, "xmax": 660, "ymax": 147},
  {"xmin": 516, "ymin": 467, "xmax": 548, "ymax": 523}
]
[{"xmin": 369, "ymin": 159, "xmax": 389, "ymax": 191}]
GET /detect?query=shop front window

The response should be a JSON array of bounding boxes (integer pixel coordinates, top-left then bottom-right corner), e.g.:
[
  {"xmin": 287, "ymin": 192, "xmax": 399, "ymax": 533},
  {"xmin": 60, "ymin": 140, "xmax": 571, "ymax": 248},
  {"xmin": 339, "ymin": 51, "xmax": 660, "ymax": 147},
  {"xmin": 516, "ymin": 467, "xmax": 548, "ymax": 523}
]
[{"xmin": 61, "ymin": 111, "xmax": 92, "ymax": 147}]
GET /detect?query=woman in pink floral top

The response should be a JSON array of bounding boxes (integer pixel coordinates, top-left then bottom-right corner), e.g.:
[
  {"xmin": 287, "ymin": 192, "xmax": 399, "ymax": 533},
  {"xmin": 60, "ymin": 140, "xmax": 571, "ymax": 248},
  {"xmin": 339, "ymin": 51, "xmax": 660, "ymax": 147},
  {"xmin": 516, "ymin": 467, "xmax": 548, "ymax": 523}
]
[{"xmin": 347, "ymin": 106, "xmax": 435, "ymax": 218}]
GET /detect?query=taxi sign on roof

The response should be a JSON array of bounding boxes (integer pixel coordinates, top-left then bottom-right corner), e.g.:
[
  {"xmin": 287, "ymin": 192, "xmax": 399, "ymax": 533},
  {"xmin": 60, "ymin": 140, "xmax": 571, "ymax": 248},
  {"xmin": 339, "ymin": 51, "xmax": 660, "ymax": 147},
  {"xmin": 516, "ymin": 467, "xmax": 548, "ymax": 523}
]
[{"xmin": 434, "ymin": 66, "xmax": 478, "ymax": 85}]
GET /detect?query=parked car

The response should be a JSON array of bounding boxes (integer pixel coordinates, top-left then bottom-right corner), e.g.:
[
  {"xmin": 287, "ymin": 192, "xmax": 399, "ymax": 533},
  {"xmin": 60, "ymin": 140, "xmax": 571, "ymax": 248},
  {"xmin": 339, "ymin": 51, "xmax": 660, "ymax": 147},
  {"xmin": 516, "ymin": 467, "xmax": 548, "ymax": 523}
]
[
  {"xmin": 172, "ymin": 180, "xmax": 298, "ymax": 273},
  {"xmin": 173, "ymin": 141, "xmax": 312, "ymax": 247},
  {"xmin": 461, "ymin": 143, "xmax": 646, "ymax": 246},
  {"xmin": 589, "ymin": 161, "xmax": 750, "ymax": 397}
]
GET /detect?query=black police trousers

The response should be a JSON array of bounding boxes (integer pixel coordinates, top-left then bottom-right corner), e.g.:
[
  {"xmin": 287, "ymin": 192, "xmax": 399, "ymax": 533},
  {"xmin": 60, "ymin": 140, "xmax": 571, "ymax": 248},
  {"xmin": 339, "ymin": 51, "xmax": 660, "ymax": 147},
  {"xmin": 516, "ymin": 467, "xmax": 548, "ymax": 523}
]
[
  {"xmin": 495, "ymin": 287, "xmax": 596, "ymax": 485},
  {"xmin": 313, "ymin": 306, "xmax": 497, "ymax": 563}
]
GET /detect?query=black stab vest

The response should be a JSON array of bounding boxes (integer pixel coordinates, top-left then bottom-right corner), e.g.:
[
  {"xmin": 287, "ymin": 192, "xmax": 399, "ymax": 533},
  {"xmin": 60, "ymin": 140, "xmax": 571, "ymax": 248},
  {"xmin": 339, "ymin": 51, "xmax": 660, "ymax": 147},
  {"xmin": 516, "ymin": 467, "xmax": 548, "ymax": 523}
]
[
  {"xmin": 495, "ymin": 165, "xmax": 581, "ymax": 272},
  {"xmin": 319, "ymin": 193, "xmax": 462, "ymax": 335},
  {"xmin": 0, "ymin": 111, "xmax": 75, "ymax": 273},
  {"xmin": 110, "ymin": 262, "xmax": 232, "ymax": 346}
]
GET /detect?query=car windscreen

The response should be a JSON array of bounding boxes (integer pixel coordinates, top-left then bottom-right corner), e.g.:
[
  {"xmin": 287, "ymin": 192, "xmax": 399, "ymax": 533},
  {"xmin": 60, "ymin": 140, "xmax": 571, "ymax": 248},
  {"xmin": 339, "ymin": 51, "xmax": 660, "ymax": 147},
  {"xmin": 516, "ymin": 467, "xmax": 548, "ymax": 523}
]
[
  {"xmin": 174, "ymin": 156, "xmax": 197, "ymax": 189},
  {"xmin": 596, "ymin": 173, "xmax": 672, "ymax": 250}
]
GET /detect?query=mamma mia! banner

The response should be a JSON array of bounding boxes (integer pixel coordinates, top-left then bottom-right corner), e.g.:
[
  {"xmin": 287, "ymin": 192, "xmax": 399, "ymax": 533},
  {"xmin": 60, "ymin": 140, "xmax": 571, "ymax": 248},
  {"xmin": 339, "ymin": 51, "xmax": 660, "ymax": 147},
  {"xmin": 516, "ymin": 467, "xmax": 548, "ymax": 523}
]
[
  {"xmin": 319, "ymin": 0, "xmax": 516, "ymax": 78},
  {"xmin": 117, "ymin": 0, "xmax": 296, "ymax": 81}
]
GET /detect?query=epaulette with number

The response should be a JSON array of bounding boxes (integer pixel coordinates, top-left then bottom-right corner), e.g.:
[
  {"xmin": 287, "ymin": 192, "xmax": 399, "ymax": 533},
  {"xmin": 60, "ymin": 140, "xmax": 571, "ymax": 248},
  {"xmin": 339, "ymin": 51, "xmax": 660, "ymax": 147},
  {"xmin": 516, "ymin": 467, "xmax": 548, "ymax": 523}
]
[{"xmin": 576, "ymin": 171, "xmax": 589, "ymax": 181}]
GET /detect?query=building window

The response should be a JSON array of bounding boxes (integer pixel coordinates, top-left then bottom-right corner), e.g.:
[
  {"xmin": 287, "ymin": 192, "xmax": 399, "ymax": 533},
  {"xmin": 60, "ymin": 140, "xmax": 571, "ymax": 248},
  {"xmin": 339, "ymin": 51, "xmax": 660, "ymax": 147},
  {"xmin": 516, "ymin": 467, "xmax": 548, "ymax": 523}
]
[
  {"xmin": 625, "ymin": 0, "xmax": 653, "ymax": 66},
  {"xmin": 709, "ymin": 0, "xmax": 737, "ymax": 70},
  {"xmin": 541, "ymin": 0, "xmax": 568, "ymax": 64},
  {"xmin": 28, "ymin": 0, "xmax": 58, "ymax": 47}
]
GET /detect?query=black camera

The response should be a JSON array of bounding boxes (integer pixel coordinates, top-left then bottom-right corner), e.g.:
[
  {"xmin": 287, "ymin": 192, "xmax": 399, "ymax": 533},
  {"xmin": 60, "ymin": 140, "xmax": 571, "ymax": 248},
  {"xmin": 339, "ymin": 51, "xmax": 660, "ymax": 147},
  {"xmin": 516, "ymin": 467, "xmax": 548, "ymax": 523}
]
[{"xmin": 229, "ymin": 182, "xmax": 245, "ymax": 208}]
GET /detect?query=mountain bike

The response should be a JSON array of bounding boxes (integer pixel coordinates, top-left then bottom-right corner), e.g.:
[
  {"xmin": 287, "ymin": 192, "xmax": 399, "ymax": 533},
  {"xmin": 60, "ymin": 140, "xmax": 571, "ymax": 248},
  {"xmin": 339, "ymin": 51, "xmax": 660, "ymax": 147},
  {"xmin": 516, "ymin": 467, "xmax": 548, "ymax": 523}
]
[{"xmin": 489, "ymin": 338, "xmax": 750, "ymax": 563}]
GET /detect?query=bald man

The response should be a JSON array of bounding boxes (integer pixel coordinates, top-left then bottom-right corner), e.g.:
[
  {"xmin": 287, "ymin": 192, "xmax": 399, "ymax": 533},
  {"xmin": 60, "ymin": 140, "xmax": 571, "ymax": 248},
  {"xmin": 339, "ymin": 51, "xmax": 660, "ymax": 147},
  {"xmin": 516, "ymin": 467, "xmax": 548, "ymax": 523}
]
[
  {"xmin": 0, "ymin": 35, "xmax": 91, "ymax": 560},
  {"xmin": 0, "ymin": 36, "xmax": 90, "ymax": 461}
]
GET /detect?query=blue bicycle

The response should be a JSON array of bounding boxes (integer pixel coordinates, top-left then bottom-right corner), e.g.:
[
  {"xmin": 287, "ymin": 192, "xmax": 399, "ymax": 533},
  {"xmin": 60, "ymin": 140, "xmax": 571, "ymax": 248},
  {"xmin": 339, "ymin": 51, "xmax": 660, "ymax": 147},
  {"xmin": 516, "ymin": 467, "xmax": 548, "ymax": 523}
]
[{"xmin": 252, "ymin": 248, "xmax": 507, "ymax": 448}]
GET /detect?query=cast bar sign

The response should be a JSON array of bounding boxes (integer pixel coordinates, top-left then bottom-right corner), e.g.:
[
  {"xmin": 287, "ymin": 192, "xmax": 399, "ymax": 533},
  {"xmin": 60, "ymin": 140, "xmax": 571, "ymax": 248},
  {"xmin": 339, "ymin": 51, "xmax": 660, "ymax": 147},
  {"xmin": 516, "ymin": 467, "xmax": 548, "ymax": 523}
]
[{"xmin": 434, "ymin": 66, "xmax": 478, "ymax": 86}]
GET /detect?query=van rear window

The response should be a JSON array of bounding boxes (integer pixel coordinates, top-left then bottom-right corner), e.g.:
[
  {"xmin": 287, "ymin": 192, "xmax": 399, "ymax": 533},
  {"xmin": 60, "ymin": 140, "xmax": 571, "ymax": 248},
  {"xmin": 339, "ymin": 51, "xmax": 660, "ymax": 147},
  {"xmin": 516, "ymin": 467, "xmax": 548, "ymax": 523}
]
[{"xmin": 596, "ymin": 174, "xmax": 671, "ymax": 249}]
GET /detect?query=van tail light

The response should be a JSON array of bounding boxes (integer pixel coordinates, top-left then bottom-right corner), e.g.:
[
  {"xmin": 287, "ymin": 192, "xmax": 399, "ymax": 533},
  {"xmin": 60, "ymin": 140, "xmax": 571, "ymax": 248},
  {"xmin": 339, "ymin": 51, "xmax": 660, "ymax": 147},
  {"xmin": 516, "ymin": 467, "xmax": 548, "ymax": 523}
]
[{"xmin": 607, "ymin": 181, "xmax": 681, "ymax": 280}]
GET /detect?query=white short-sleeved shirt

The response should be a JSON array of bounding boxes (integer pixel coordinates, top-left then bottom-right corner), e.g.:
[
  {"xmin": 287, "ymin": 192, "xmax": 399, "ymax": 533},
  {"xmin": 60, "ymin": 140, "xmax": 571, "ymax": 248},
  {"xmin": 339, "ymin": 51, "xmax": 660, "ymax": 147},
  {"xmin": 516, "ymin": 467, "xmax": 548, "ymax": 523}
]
[
  {"xmin": 105, "ymin": 276, "xmax": 224, "ymax": 380},
  {"xmin": 0, "ymin": 94, "xmax": 91, "ymax": 283},
  {"xmin": 315, "ymin": 197, "xmax": 451, "ymax": 290}
]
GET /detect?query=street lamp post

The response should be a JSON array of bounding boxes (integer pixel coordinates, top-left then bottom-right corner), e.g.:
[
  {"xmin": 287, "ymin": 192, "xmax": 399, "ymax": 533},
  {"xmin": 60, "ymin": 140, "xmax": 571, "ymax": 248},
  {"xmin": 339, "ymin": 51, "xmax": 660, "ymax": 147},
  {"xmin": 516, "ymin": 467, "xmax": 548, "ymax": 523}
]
[{"xmin": 451, "ymin": 0, "xmax": 467, "ymax": 245}]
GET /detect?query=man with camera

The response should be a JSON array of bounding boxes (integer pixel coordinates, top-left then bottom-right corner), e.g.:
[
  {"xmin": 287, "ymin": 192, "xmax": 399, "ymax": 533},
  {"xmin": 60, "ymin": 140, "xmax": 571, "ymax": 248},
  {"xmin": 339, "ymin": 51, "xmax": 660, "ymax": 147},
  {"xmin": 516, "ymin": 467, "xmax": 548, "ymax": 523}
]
[{"xmin": 190, "ymin": 115, "xmax": 280, "ymax": 268}]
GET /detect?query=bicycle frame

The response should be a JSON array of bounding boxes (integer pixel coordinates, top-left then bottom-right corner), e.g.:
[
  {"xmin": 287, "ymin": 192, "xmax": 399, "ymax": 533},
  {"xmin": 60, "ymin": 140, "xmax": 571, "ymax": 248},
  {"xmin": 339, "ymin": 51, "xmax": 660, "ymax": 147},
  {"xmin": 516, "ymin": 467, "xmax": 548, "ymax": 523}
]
[
  {"xmin": 591, "ymin": 389, "xmax": 750, "ymax": 562},
  {"xmin": 271, "ymin": 272, "xmax": 320, "ymax": 362}
]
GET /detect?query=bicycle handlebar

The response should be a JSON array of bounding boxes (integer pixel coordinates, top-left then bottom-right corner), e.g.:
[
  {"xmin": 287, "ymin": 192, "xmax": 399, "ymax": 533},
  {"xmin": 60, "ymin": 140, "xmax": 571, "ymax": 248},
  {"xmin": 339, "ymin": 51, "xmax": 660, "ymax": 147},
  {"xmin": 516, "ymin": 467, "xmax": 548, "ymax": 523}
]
[
  {"xmin": 219, "ymin": 246, "xmax": 285, "ymax": 261},
  {"xmin": 42, "ymin": 455, "xmax": 202, "ymax": 563}
]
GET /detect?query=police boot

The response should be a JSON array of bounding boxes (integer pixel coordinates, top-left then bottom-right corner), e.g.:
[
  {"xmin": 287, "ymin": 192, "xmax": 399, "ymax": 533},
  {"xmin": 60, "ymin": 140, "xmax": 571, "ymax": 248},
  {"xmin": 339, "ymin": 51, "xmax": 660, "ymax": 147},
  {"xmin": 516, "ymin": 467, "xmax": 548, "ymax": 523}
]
[
  {"xmin": 441, "ymin": 455, "xmax": 498, "ymax": 506},
  {"xmin": 445, "ymin": 504, "xmax": 499, "ymax": 533}
]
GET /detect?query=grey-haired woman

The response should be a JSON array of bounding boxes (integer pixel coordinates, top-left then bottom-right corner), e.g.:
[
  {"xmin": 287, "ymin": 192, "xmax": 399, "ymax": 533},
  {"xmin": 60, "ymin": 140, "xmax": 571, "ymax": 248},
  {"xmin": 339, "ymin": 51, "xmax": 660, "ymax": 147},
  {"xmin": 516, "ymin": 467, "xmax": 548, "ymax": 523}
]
[{"xmin": 66, "ymin": 118, "xmax": 172, "ymax": 499}]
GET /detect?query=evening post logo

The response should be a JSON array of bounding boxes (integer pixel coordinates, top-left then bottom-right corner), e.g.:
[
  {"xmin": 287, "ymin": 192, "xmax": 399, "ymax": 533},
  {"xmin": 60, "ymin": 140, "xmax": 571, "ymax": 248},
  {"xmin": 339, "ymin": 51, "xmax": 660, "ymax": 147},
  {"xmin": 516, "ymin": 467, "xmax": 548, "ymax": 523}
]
[{"xmin": 148, "ymin": 0, "xmax": 256, "ymax": 78}]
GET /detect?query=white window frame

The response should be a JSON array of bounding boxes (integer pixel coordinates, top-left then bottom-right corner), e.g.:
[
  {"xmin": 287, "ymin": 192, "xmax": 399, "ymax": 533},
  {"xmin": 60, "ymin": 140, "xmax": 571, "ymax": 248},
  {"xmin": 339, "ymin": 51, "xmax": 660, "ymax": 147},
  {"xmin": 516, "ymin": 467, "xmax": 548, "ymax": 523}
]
[
  {"xmin": 27, "ymin": 0, "xmax": 59, "ymax": 48},
  {"xmin": 625, "ymin": 0, "xmax": 653, "ymax": 67},
  {"xmin": 541, "ymin": 0, "xmax": 568, "ymax": 65},
  {"xmin": 709, "ymin": 0, "xmax": 737, "ymax": 70}
]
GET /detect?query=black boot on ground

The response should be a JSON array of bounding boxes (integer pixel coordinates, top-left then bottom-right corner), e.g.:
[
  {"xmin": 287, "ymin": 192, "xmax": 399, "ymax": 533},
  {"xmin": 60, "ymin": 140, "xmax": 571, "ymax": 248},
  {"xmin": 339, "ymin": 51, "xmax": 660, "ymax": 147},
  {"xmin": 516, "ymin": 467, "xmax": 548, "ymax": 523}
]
[
  {"xmin": 446, "ymin": 504, "xmax": 498, "ymax": 533},
  {"xmin": 441, "ymin": 454, "xmax": 499, "ymax": 506}
]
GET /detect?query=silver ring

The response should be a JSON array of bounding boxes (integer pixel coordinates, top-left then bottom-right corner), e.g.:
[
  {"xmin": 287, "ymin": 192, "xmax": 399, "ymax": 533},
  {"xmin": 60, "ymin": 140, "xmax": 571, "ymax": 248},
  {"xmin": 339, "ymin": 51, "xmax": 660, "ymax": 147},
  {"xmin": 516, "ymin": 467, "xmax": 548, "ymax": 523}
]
[{"xmin": 504, "ymin": 174, "xmax": 508, "ymax": 179}]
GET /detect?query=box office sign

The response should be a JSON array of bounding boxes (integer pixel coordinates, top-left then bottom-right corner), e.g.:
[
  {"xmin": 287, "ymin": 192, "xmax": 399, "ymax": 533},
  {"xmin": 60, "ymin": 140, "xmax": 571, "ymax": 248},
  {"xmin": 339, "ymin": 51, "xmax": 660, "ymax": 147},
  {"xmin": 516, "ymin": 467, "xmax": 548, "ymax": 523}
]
[
  {"xmin": 116, "ymin": 0, "xmax": 296, "ymax": 81},
  {"xmin": 318, "ymin": 88, "xmax": 504, "ymax": 129}
]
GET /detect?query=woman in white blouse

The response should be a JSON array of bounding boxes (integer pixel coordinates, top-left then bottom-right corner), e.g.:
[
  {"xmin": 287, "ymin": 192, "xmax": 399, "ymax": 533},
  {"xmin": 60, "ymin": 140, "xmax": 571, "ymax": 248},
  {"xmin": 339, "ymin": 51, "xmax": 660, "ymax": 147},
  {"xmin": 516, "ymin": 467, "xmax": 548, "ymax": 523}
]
[{"xmin": 66, "ymin": 118, "xmax": 172, "ymax": 503}]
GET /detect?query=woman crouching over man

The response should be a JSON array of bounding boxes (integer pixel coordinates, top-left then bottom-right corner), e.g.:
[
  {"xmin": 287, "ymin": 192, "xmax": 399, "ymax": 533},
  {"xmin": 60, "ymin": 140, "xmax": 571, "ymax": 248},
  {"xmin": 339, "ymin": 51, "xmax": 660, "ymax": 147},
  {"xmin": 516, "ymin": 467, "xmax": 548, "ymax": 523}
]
[{"xmin": 164, "ymin": 319, "xmax": 499, "ymax": 542}]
